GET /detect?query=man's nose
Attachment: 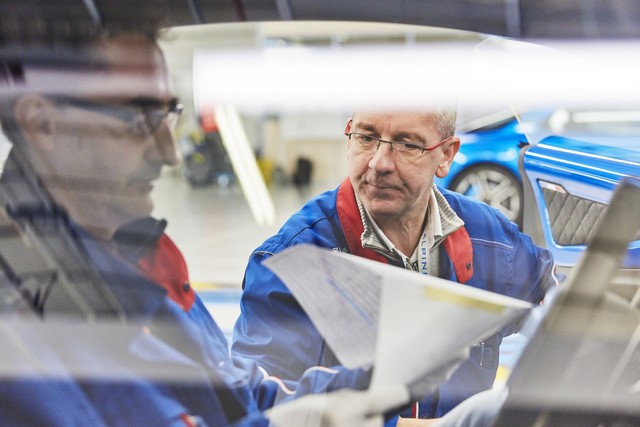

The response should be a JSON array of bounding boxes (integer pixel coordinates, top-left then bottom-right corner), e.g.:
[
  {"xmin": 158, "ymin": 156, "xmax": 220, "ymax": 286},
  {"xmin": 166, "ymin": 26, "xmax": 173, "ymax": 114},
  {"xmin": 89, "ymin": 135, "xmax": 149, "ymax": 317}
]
[
  {"xmin": 153, "ymin": 122, "xmax": 179, "ymax": 166},
  {"xmin": 368, "ymin": 140, "xmax": 395, "ymax": 170}
]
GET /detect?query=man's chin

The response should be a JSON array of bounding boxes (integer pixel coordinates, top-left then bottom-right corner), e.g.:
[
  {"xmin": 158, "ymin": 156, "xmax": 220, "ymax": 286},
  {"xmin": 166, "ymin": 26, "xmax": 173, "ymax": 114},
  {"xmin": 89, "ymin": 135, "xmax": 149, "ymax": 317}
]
[
  {"xmin": 115, "ymin": 197, "xmax": 155, "ymax": 225},
  {"xmin": 363, "ymin": 201, "xmax": 400, "ymax": 219},
  {"xmin": 125, "ymin": 204, "xmax": 154, "ymax": 222}
]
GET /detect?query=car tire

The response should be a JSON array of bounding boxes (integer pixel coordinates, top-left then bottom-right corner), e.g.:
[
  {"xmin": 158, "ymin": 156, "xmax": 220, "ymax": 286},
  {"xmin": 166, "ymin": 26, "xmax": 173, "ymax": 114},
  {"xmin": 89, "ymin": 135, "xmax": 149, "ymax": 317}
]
[{"xmin": 449, "ymin": 164, "xmax": 523, "ymax": 227}]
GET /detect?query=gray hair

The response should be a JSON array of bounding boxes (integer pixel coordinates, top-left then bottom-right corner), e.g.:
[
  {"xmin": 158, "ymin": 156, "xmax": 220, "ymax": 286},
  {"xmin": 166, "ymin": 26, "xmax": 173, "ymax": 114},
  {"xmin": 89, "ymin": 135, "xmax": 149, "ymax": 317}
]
[{"xmin": 435, "ymin": 107, "xmax": 457, "ymax": 139}]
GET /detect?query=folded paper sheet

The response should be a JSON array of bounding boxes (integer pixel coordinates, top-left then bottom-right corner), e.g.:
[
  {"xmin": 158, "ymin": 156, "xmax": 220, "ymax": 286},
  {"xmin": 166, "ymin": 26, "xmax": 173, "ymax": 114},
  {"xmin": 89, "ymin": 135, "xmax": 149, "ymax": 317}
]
[{"xmin": 263, "ymin": 244, "xmax": 532, "ymax": 388}]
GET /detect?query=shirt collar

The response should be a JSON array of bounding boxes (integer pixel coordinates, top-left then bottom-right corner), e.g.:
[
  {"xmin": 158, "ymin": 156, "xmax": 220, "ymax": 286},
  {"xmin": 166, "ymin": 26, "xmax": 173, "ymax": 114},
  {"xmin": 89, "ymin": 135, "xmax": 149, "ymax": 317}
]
[
  {"xmin": 433, "ymin": 186, "xmax": 465, "ymax": 240},
  {"xmin": 358, "ymin": 186, "xmax": 464, "ymax": 263},
  {"xmin": 112, "ymin": 217, "xmax": 167, "ymax": 263}
]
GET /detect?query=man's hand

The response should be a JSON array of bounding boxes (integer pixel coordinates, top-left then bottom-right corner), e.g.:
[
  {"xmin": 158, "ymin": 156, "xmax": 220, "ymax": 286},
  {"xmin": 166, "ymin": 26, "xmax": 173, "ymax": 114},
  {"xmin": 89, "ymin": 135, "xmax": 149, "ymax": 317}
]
[{"xmin": 267, "ymin": 384, "xmax": 410, "ymax": 427}]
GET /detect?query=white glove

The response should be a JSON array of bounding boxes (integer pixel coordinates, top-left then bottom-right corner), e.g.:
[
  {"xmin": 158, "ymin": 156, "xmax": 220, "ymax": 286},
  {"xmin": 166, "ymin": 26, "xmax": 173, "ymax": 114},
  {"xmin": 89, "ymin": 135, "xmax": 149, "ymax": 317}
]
[
  {"xmin": 267, "ymin": 384, "xmax": 410, "ymax": 427},
  {"xmin": 407, "ymin": 348, "xmax": 470, "ymax": 401}
]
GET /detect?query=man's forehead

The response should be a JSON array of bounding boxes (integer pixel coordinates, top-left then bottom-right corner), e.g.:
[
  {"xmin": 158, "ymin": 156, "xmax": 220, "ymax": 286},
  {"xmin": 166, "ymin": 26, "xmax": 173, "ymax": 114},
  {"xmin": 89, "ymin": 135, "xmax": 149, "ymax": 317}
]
[
  {"xmin": 2, "ymin": 34, "xmax": 170, "ymax": 100},
  {"xmin": 98, "ymin": 35, "xmax": 162, "ymax": 69},
  {"xmin": 92, "ymin": 36, "xmax": 170, "ymax": 99},
  {"xmin": 352, "ymin": 112, "xmax": 438, "ymax": 130}
]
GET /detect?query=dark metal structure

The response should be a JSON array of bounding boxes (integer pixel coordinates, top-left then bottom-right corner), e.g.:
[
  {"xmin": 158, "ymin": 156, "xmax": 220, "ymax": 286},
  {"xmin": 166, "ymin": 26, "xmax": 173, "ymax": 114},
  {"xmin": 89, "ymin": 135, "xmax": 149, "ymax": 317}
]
[{"xmin": 2, "ymin": 0, "xmax": 640, "ymax": 41}]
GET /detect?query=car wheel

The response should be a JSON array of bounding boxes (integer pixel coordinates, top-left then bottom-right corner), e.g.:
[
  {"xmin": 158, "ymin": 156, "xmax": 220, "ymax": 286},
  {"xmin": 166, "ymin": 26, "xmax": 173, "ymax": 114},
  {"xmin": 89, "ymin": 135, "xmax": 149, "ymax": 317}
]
[{"xmin": 450, "ymin": 165, "xmax": 523, "ymax": 227}]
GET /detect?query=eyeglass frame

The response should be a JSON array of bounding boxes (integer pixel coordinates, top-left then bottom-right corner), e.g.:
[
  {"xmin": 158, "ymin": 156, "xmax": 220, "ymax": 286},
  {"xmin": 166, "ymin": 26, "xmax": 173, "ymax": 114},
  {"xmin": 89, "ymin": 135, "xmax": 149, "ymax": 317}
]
[
  {"xmin": 49, "ymin": 96, "xmax": 183, "ymax": 137},
  {"xmin": 344, "ymin": 121, "xmax": 453, "ymax": 157}
]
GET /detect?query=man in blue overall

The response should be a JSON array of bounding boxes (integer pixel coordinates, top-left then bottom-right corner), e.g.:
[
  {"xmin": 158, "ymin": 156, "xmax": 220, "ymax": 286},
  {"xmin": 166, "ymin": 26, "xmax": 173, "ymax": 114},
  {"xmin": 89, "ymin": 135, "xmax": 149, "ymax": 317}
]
[{"xmin": 232, "ymin": 111, "xmax": 557, "ymax": 425}]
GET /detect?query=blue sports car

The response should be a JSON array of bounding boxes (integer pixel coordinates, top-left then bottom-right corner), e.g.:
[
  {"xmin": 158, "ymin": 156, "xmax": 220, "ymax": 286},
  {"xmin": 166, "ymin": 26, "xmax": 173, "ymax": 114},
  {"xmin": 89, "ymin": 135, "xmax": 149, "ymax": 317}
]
[
  {"xmin": 435, "ymin": 111, "xmax": 529, "ymax": 226},
  {"xmin": 438, "ymin": 108, "xmax": 640, "ymax": 238}
]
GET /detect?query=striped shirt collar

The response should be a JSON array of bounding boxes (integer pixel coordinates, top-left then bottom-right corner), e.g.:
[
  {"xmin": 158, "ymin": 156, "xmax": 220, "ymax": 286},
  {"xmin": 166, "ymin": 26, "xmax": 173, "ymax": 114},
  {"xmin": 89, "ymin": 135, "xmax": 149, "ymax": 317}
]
[{"xmin": 357, "ymin": 186, "xmax": 464, "ymax": 264}]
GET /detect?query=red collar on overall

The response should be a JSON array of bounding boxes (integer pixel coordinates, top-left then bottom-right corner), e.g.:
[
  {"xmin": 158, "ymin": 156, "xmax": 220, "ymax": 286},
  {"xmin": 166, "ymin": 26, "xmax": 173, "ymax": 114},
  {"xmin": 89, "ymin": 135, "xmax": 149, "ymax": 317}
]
[
  {"xmin": 138, "ymin": 233, "xmax": 196, "ymax": 311},
  {"xmin": 336, "ymin": 178, "xmax": 473, "ymax": 283}
]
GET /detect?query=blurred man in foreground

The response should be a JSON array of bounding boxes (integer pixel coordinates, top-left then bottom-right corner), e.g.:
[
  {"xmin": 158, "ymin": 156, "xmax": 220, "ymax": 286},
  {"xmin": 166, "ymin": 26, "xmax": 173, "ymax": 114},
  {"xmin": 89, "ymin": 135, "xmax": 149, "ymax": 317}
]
[{"xmin": 0, "ymin": 24, "xmax": 417, "ymax": 426}]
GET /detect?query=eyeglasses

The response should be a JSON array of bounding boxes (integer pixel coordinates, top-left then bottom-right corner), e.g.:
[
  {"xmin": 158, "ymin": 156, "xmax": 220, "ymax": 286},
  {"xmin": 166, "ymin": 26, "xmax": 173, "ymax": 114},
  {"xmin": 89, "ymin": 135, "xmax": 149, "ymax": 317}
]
[
  {"xmin": 345, "ymin": 128, "xmax": 452, "ymax": 160},
  {"xmin": 51, "ymin": 96, "xmax": 183, "ymax": 137}
]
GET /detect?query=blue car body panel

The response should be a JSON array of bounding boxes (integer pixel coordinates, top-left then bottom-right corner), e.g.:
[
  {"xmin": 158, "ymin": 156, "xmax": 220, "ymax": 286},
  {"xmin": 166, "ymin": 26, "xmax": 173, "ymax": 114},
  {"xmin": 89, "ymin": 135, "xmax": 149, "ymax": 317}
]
[{"xmin": 521, "ymin": 135, "xmax": 640, "ymax": 268}]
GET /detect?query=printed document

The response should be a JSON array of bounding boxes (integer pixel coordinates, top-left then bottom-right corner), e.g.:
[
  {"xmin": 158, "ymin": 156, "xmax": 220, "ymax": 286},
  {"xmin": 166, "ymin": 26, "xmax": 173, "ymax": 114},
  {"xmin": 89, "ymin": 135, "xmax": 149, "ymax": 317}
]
[{"xmin": 262, "ymin": 244, "xmax": 533, "ymax": 388}]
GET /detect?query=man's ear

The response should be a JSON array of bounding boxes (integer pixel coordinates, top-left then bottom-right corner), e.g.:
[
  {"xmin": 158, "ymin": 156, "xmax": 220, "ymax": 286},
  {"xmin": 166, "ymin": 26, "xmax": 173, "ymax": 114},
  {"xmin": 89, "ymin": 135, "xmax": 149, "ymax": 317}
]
[
  {"xmin": 344, "ymin": 118, "xmax": 353, "ymax": 135},
  {"xmin": 435, "ymin": 136, "xmax": 460, "ymax": 178},
  {"xmin": 13, "ymin": 95, "xmax": 57, "ymax": 151},
  {"xmin": 345, "ymin": 118, "xmax": 353, "ymax": 160}
]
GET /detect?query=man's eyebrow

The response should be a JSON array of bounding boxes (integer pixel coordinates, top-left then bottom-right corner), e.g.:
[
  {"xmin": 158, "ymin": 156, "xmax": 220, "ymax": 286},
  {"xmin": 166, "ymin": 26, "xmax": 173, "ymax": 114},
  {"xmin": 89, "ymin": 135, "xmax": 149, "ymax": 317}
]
[
  {"xmin": 354, "ymin": 122, "xmax": 377, "ymax": 133},
  {"xmin": 354, "ymin": 121, "xmax": 427, "ymax": 143},
  {"xmin": 393, "ymin": 131, "xmax": 426, "ymax": 144}
]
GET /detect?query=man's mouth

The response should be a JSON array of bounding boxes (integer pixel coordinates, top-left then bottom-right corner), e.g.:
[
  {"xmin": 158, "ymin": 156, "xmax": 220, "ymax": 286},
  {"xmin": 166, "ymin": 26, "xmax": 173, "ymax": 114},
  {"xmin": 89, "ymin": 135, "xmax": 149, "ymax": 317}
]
[
  {"xmin": 128, "ymin": 178, "xmax": 156, "ymax": 193},
  {"xmin": 366, "ymin": 180, "xmax": 397, "ymax": 191}
]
